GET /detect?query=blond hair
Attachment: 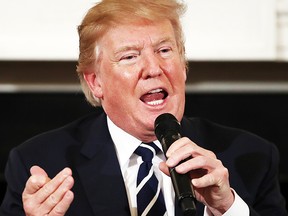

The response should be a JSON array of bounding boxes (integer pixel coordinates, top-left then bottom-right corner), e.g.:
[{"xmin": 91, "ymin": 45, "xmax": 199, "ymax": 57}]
[{"xmin": 76, "ymin": 0, "xmax": 187, "ymax": 106}]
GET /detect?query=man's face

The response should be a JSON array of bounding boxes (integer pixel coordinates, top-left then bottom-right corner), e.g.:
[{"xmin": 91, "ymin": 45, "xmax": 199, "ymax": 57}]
[{"xmin": 85, "ymin": 19, "xmax": 186, "ymax": 142}]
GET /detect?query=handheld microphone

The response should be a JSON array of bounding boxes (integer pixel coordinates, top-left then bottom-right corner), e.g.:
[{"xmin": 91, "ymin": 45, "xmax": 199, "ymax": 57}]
[{"xmin": 154, "ymin": 113, "xmax": 196, "ymax": 216}]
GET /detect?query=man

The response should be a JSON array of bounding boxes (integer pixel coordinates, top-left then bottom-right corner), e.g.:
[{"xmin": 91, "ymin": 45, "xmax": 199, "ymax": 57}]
[{"xmin": 1, "ymin": 0, "xmax": 287, "ymax": 215}]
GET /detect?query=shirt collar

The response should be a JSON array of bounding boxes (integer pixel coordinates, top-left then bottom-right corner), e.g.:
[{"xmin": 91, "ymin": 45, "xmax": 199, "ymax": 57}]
[{"xmin": 107, "ymin": 116, "xmax": 162, "ymax": 169}]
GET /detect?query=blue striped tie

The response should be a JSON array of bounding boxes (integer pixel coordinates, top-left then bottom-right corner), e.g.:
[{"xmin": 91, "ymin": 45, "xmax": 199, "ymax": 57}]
[{"xmin": 135, "ymin": 142, "xmax": 166, "ymax": 216}]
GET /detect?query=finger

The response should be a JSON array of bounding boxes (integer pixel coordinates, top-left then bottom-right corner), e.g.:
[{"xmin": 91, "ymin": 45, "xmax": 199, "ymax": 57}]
[
  {"xmin": 166, "ymin": 139, "xmax": 216, "ymax": 168},
  {"xmin": 192, "ymin": 167, "xmax": 229, "ymax": 188},
  {"xmin": 49, "ymin": 190, "xmax": 74, "ymax": 216},
  {"xmin": 159, "ymin": 162, "xmax": 170, "ymax": 176},
  {"xmin": 166, "ymin": 137, "xmax": 192, "ymax": 158},
  {"xmin": 174, "ymin": 156, "xmax": 221, "ymax": 174},
  {"xmin": 167, "ymin": 137, "xmax": 216, "ymax": 159},
  {"xmin": 40, "ymin": 175, "xmax": 74, "ymax": 213},
  {"xmin": 34, "ymin": 168, "xmax": 72, "ymax": 204}
]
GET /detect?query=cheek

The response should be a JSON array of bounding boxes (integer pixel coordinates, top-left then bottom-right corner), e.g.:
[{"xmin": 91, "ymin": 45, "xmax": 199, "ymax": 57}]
[
  {"xmin": 166, "ymin": 63, "xmax": 186, "ymax": 83},
  {"xmin": 102, "ymin": 72, "xmax": 137, "ymax": 102},
  {"xmin": 113, "ymin": 67, "xmax": 140, "ymax": 89}
]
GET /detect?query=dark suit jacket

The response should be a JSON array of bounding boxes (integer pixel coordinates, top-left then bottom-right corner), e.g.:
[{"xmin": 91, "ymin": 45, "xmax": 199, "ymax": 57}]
[{"xmin": 1, "ymin": 111, "xmax": 287, "ymax": 215}]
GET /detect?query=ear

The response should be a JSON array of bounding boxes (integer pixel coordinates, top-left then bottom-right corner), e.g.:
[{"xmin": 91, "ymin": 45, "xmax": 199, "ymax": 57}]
[
  {"xmin": 83, "ymin": 71, "xmax": 103, "ymax": 99},
  {"xmin": 182, "ymin": 63, "xmax": 187, "ymax": 82}
]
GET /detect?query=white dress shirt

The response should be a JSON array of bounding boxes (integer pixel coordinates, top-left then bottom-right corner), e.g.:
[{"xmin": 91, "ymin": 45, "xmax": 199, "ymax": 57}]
[{"xmin": 107, "ymin": 117, "xmax": 249, "ymax": 216}]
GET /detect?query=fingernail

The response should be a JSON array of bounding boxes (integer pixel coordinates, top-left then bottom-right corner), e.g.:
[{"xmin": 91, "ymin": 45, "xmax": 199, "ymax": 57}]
[
  {"xmin": 65, "ymin": 176, "xmax": 73, "ymax": 183},
  {"xmin": 62, "ymin": 168, "xmax": 72, "ymax": 176},
  {"xmin": 192, "ymin": 179, "xmax": 198, "ymax": 187},
  {"xmin": 166, "ymin": 158, "xmax": 175, "ymax": 166}
]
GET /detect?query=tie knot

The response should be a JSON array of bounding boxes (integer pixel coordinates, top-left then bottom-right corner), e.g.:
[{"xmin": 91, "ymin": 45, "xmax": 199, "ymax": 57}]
[{"xmin": 135, "ymin": 142, "xmax": 160, "ymax": 162}]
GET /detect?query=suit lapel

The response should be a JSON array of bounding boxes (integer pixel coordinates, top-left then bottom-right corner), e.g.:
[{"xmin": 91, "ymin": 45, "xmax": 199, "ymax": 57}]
[
  {"xmin": 181, "ymin": 117, "xmax": 202, "ymax": 148},
  {"xmin": 75, "ymin": 113, "xmax": 131, "ymax": 215}
]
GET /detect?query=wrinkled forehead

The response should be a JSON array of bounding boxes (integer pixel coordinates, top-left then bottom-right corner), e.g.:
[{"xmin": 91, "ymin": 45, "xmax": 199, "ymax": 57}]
[{"xmin": 96, "ymin": 19, "xmax": 177, "ymax": 51}]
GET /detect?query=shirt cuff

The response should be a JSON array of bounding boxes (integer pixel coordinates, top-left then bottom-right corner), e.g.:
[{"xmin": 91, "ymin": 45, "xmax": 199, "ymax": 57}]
[{"xmin": 203, "ymin": 189, "xmax": 249, "ymax": 216}]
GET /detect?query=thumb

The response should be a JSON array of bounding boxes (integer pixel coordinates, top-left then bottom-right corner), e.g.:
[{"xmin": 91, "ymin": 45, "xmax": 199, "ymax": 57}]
[
  {"xmin": 159, "ymin": 162, "xmax": 170, "ymax": 176},
  {"xmin": 23, "ymin": 166, "xmax": 50, "ymax": 196},
  {"xmin": 30, "ymin": 165, "xmax": 48, "ymax": 177}
]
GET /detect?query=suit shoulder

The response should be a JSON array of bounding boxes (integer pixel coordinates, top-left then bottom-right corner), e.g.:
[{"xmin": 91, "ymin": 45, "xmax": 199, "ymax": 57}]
[
  {"xmin": 17, "ymin": 111, "xmax": 104, "ymax": 152},
  {"xmin": 182, "ymin": 117, "xmax": 276, "ymax": 154}
]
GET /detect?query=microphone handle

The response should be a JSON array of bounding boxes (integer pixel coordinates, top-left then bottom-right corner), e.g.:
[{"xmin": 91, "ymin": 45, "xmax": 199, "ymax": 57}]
[{"xmin": 161, "ymin": 132, "xmax": 197, "ymax": 216}]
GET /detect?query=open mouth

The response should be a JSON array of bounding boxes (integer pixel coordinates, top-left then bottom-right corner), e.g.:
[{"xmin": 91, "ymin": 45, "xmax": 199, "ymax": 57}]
[{"xmin": 140, "ymin": 88, "xmax": 168, "ymax": 106}]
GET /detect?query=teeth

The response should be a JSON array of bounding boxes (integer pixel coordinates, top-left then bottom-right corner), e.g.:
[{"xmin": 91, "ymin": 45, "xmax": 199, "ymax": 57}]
[
  {"xmin": 146, "ymin": 99, "xmax": 164, "ymax": 106},
  {"xmin": 148, "ymin": 88, "xmax": 162, "ymax": 94}
]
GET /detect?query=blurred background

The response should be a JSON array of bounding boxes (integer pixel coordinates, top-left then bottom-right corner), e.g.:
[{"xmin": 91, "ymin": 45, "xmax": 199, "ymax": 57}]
[{"xmin": 0, "ymin": 0, "xmax": 287, "ymax": 209}]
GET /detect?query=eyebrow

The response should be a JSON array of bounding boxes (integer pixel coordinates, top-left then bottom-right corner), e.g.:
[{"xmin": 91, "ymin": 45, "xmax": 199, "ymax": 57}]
[
  {"xmin": 114, "ymin": 44, "xmax": 142, "ymax": 56},
  {"xmin": 153, "ymin": 37, "xmax": 176, "ymax": 47},
  {"xmin": 114, "ymin": 36, "xmax": 176, "ymax": 55}
]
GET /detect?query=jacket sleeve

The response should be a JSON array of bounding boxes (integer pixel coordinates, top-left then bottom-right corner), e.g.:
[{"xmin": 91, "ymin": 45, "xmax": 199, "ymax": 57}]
[
  {"xmin": 0, "ymin": 148, "xmax": 29, "ymax": 216},
  {"xmin": 249, "ymin": 144, "xmax": 287, "ymax": 216}
]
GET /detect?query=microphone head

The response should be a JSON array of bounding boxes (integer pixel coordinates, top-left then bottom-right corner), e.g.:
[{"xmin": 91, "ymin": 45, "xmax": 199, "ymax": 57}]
[{"xmin": 154, "ymin": 113, "xmax": 181, "ymax": 141}]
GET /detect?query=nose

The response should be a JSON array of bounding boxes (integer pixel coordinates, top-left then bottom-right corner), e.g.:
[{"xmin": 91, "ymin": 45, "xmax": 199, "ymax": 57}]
[{"xmin": 141, "ymin": 54, "xmax": 163, "ymax": 79}]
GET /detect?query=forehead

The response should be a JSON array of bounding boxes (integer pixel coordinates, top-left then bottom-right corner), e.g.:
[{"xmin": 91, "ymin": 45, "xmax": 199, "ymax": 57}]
[{"xmin": 99, "ymin": 19, "xmax": 176, "ymax": 49}]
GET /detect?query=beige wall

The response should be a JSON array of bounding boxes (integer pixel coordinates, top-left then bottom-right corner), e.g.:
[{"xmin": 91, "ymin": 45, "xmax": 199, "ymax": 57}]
[{"xmin": 0, "ymin": 0, "xmax": 287, "ymax": 61}]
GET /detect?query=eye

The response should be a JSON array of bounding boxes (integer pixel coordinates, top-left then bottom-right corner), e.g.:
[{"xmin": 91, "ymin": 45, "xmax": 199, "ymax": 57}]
[
  {"xmin": 158, "ymin": 47, "xmax": 173, "ymax": 58},
  {"xmin": 121, "ymin": 54, "xmax": 137, "ymax": 61},
  {"xmin": 119, "ymin": 51, "xmax": 140, "ymax": 64},
  {"xmin": 160, "ymin": 48, "xmax": 171, "ymax": 53}
]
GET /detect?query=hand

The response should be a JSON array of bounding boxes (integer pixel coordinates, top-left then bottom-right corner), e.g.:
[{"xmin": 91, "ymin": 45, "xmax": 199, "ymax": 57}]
[
  {"xmin": 22, "ymin": 166, "xmax": 74, "ymax": 216},
  {"xmin": 159, "ymin": 137, "xmax": 234, "ymax": 216}
]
